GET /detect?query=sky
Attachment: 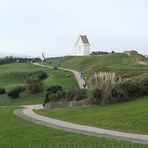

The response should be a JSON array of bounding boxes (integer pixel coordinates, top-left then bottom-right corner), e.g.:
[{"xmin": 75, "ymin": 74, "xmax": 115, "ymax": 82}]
[{"xmin": 0, "ymin": 0, "xmax": 148, "ymax": 57}]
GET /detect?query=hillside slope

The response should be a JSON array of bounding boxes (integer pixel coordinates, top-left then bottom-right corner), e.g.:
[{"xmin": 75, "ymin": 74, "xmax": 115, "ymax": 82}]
[
  {"xmin": 47, "ymin": 53, "xmax": 148, "ymax": 78},
  {"xmin": 0, "ymin": 63, "xmax": 78, "ymax": 106}
]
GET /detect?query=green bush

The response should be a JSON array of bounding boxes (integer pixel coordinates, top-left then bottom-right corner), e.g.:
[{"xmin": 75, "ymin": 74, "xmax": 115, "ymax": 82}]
[
  {"xmin": 139, "ymin": 77, "xmax": 148, "ymax": 95},
  {"xmin": 34, "ymin": 71, "xmax": 48, "ymax": 80},
  {"xmin": 25, "ymin": 75, "xmax": 43, "ymax": 94},
  {"xmin": 27, "ymin": 71, "xmax": 48, "ymax": 81},
  {"xmin": 89, "ymin": 73, "xmax": 148, "ymax": 105},
  {"xmin": 8, "ymin": 86, "xmax": 26, "ymax": 98},
  {"xmin": 58, "ymin": 89, "xmax": 88, "ymax": 101},
  {"xmin": 43, "ymin": 92, "xmax": 61, "ymax": 105},
  {"xmin": 44, "ymin": 89, "xmax": 88, "ymax": 104},
  {"xmin": 0, "ymin": 88, "xmax": 6, "ymax": 95},
  {"xmin": 111, "ymin": 86, "xmax": 126, "ymax": 103},
  {"xmin": 47, "ymin": 85, "xmax": 63, "ymax": 94},
  {"xmin": 90, "ymin": 88, "xmax": 102, "ymax": 104},
  {"xmin": 111, "ymin": 76, "xmax": 148, "ymax": 103},
  {"xmin": 47, "ymin": 93, "xmax": 59, "ymax": 102},
  {"xmin": 43, "ymin": 85, "xmax": 63, "ymax": 104}
]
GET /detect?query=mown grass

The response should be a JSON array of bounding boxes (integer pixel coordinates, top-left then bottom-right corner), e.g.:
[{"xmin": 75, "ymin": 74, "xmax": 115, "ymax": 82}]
[
  {"xmin": 36, "ymin": 96, "xmax": 148, "ymax": 135},
  {"xmin": 0, "ymin": 63, "xmax": 78, "ymax": 106},
  {"xmin": 0, "ymin": 63, "xmax": 42, "ymax": 73},
  {"xmin": 0, "ymin": 63, "xmax": 41, "ymax": 89},
  {"xmin": 0, "ymin": 63, "xmax": 147, "ymax": 147},
  {"xmin": 0, "ymin": 63, "xmax": 78, "ymax": 90},
  {"xmin": 0, "ymin": 91, "xmax": 45, "ymax": 106},
  {"xmin": 0, "ymin": 107, "xmax": 147, "ymax": 148},
  {"xmin": 44, "ymin": 68, "xmax": 78, "ymax": 89}
]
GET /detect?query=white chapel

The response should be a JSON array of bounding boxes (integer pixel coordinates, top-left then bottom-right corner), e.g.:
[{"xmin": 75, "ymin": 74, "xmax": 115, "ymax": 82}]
[{"xmin": 75, "ymin": 35, "xmax": 90, "ymax": 56}]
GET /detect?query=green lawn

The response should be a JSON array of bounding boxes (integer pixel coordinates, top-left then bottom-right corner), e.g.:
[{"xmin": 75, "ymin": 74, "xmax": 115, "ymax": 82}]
[
  {"xmin": 0, "ymin": 63, "xmax": 78, "ymax": 106},
  {"xmin": 36, "ymin": 96, "xmax": 148, "ymax": 135},
  {"xmin": 0, "ymin": 63, "xmax": 78, "ymax": 90},
  {"xmin": 0, "ymin": 91, "xmax": 45, "ymax": 106},
  {"xmin": 0, "ymin": 107, "xmax": 147, "ymax": 148},
  {"xmin": 43, "ymin": 68, "xmax": 78, "ymax": 89},
  {"xmin": 0, "ymin": 63, "xmax": 148, "ymax": 147},
  {"xmin": 0, "ymin": 63, "xmax": 42, "ymax": 73},
  {"xmin": 0, "ymin": 63, "xmax": 41, "ymax": 89}
]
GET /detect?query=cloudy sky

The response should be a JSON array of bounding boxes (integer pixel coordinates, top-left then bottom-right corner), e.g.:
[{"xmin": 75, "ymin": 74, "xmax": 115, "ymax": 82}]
[{"xmin": 0, "ymin": 0, "xmax": 148, "ymax": 57}]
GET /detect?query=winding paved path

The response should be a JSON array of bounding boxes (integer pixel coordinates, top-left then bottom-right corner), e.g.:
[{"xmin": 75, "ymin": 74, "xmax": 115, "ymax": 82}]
[
  {"xmin": 14, "ymin": 104, "xmax": 148, "ymax": 145},
  {"xmin": 13, "ymin": 63, "xmax": 148, "ymax": 145}
]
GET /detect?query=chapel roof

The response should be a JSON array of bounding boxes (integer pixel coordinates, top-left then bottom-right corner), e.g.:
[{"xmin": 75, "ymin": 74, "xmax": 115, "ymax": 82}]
[{"xmin": 80, "ymin": 35, "xmax": 90, "ymax": 44}]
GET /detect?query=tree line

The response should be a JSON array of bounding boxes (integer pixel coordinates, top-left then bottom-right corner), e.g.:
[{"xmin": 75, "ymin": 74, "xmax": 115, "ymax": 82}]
[{"xmin": 0, "ymin": 56, "xmax": 42, "ymax": 65}]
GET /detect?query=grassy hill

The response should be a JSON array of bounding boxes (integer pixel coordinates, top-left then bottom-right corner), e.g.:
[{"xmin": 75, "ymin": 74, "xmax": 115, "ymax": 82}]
[
  {"xmin": 0, "ymin": 63, "xmax": 78, "ymax": 106},
  {"xmin": 47, "ymin": 53, "xmax": 148, "ymax": 78},
  {"xmin": 0, "ymin": 58, "xmax": 147, "ymax": 148},
  {"xmin": 1, "ymin": 63, "xmax": 147, "ymax": 147}
]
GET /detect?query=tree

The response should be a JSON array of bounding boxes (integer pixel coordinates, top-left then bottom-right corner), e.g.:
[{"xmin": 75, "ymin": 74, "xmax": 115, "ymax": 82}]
[{"xmin": 25, "ymin": 75, "xmax": 43, "ymax": 93}]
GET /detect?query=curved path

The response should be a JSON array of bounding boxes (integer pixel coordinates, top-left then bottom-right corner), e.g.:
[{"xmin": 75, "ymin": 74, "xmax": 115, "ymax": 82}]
[
  {"xmin": 14, "ymin": 63, "xmax": 148, "ymax": 145},
  {"xmin": 14, "ymin": 104, "xmax": 148, "ymax": 145}
]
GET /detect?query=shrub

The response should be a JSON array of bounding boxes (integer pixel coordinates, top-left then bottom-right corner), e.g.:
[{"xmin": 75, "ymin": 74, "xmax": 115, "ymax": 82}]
[
  {"xmin": 8, "ymin": 86, "xmax": 26, "ymax": 98},
  {"xmin": 34, "ymin": 71, "xmax": 48, "ymax": 80},
  {"xmin": 90, "ymin": 72, "xmax": 148, "ymax": 105},
  {"xmin": 111, "ymin": 85, "xmax": 127, "ymax": 103},
  {"xmin": 47, "ymin": 93, "xmax": 59, "ymax": 102},
  {"xmin": 58, "ymin": 89, "xmax": 88, "ymax": 101},
  {"xmin": 47, "ymin": 85, "xmax": 63, "ymax": 94},
  {"xmin": 16, "ymin": 86, "xmax": 26, "ymax": 92},
  {"xmin": 44, "ymin": 93, "xmax": 60, "ymax": 104},
  {"xmin": 112, "ymin": 76, "xmax": 148, "ymax": 102},
  {"xmin": 90, "ymin": 72, "xmax": 121, "ymax": 104},
  {"xmin": 27, "ymin": 71, "xmax": 48, "ymax": 81},
  {"xmin": 25, "ymin": 75, "xmax": 43, "ymax": 93},
  {"xmin": 140, "ymin": 78, "xmax": 148, "ymax": 95},
  {"xmin": 0, "ymin": 88, "xmax": 6, "ymax": 95},
  {"xmin": 90, "ymin": 88, "xmax": 102, "ymax": 104},
  {"xmin": 90, "ymin": 51, "xmax": 108, "ymax": 55},
  {"xmin": 44, "ymin": 89, "xmax": 88, "ymax": 104}
]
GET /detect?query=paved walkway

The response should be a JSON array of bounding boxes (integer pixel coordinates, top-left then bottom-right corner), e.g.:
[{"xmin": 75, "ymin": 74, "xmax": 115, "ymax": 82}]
[
  {"xmin": 13, "ymin": 63, "xmax": 148, "ymax": 145},
  {"xmin": 33, "ymin": 63, "xmax": 87, "ymax": 89},
  {"xmin": 14, "ymin": 104, "xmax": 148, "ymax": 145}
]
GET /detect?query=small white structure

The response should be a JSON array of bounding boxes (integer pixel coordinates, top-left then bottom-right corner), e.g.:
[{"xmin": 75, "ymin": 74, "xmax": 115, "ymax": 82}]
[{"xmin": 75, "ymin": 35, "xmax": 90, "ymax": 56}]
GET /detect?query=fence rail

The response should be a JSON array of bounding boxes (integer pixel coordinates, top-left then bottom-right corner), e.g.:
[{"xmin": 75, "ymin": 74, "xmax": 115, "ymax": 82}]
[{"xmin": 45, "ymin": 100, "xmax": 90, "ymax": 109}]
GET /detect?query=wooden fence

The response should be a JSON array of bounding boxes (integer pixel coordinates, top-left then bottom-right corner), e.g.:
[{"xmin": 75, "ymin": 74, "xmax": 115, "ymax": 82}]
[{"xmin": 45, "ymin": 100, "xmax": 90, "ymax": 109}]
